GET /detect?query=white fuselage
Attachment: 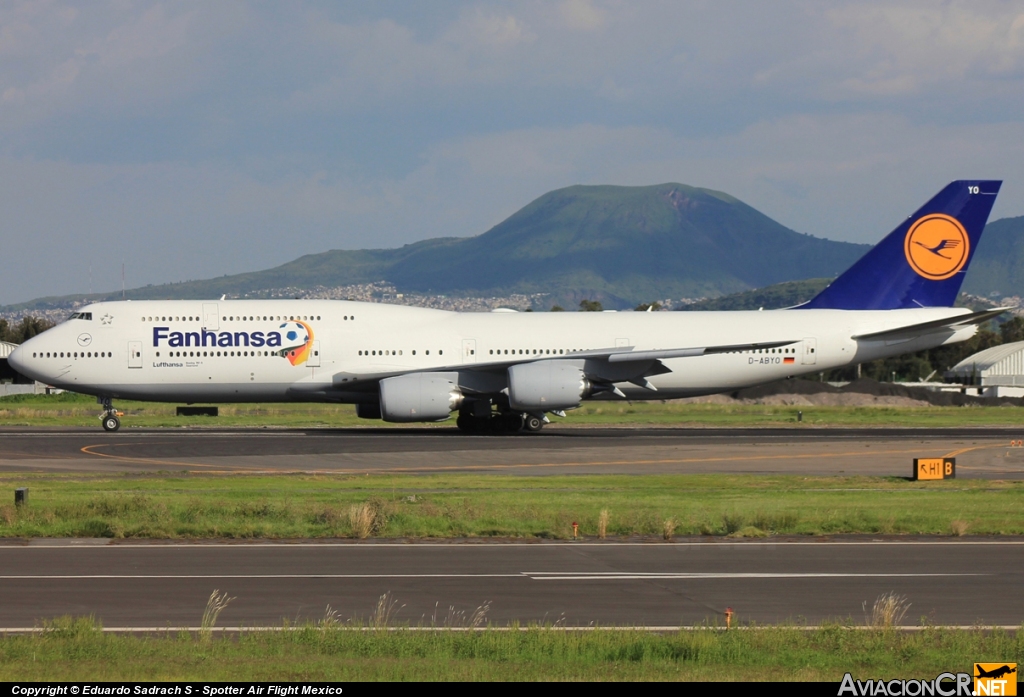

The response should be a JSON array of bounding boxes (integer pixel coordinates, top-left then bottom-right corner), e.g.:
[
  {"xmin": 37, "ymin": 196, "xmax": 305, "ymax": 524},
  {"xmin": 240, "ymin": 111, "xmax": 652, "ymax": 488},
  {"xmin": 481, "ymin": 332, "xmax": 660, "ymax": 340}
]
[{"xmin": 9, "ymin": 299, "xmax": 975, "ymax": 405}]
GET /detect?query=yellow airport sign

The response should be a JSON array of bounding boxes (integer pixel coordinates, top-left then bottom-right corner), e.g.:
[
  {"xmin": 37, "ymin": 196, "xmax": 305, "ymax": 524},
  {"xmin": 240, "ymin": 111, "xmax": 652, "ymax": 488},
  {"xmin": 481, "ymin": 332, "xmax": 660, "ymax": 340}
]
[{"xmin": 913, "ymin": 458, "xmax": 955, "ymax": 481}]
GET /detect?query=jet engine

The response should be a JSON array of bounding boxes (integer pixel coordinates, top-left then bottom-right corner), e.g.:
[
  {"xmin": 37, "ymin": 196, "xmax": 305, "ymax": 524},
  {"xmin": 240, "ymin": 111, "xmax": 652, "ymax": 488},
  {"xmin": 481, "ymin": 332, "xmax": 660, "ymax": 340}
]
[
  {"xmin": 508, "ymin": 360, "xmax": 591, "ymax": 411},
  {"xmin": 379, "ymin": 372, "xmax": 463, "ymax": 422}
]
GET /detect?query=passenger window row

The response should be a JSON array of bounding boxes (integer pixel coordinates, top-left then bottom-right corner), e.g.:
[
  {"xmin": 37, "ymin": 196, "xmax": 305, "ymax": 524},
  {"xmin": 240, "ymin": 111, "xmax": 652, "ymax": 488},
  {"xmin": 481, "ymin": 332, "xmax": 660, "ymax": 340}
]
[
  {"xmin": 727, "ymin": 348, "xmax": 798, "ymax": 354},
  {"xmin": 489, "ymin": 348, "xmax": 576, "ymax": 356},
  {"xmin": 140, "ymin": 315, "xmax": 325, "ymax": 322},
  {"xmin": 155, "ymin": 350, "xmax": 276, "ymax": 358},
  {"xmin": 33, "ymin": 351, "xmax": 110, "ymax": 358},
  {"xmin": 359, "ymin": 349, "xmax": 445, "ymax": 357}
]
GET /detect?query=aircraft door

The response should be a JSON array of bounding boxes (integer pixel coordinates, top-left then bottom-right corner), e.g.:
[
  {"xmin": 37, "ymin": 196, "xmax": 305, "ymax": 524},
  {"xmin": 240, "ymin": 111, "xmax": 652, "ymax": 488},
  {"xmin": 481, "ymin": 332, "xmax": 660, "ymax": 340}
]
[
  {"xmin": 203, "ymin": 304, "xmax": 219, "ymax": 330},
  {"xmin": 128, "ymin": 341, "xmax": 143, "ymax": 369},
  {"xmin": 462, "ymin": 339, "xmax": 477, "ymax": 363},
  {"xmin": 801, "ymin": 338, "xmax": 817, "ymax": 365},
  {"xmin": 308, "ymin": 340, "xmax": 321, "ymax": 367}
]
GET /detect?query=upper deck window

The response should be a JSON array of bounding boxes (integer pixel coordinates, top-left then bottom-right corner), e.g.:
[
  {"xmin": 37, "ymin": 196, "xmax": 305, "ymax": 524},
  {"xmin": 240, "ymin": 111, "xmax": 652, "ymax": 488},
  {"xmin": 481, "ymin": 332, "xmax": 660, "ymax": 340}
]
[{"xmin": 70, "ymin": 312, "xmax": 93, "ymax": 321}]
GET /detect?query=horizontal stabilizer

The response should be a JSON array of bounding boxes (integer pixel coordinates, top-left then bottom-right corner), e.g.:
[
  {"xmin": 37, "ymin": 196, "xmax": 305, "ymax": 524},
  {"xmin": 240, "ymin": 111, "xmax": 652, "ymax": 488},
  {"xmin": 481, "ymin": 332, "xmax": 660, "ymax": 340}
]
[{"xmin": 852, "ymin": 308, "xmax": 1010, "ymax": 341}]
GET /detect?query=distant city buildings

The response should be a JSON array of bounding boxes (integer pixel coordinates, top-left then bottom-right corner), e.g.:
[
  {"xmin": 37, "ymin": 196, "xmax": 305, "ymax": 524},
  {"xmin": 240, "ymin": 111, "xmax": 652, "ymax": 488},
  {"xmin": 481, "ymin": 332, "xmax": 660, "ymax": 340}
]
[{"xmin": 6, "ymin": 285, "xmax": 1010, "ymax": 326}]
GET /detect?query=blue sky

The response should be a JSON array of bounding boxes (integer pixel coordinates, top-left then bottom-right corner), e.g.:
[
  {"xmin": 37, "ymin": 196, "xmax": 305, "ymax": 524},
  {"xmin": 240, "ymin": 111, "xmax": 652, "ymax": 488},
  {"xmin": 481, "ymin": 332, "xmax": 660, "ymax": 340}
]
[{"xmin": 3, "ymin": 1, "xmax": 1024, "ymax": 303}]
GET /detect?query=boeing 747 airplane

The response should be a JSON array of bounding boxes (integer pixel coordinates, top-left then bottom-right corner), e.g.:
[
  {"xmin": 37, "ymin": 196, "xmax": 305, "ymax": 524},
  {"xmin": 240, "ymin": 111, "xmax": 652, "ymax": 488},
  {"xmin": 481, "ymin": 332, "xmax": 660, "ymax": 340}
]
[{"xmin": 8, "ymin": 180, "xmax": 1007, "ymax": 433}]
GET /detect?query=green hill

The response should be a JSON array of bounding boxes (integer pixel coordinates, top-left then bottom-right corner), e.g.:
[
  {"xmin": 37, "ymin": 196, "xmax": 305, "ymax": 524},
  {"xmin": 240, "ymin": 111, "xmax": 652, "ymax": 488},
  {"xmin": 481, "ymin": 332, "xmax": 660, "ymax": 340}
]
[
  {"xmin": 680, "ymin": 279, "xmax": 833, "ymax": 311},
  {"xmin": 381, "ymin": 184, "xmax": 867, "ymax": 301},
  {"xmin": 3, "ymin": 183, "xmax": 873, "ymax": 312}
]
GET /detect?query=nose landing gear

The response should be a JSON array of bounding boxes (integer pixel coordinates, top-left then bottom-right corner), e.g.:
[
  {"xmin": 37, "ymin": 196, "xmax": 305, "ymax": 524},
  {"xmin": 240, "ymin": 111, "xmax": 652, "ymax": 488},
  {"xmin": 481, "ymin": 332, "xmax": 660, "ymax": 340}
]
[{"xmin": 99, "ymin": 397, "xmax": 123, "ymax": 432}]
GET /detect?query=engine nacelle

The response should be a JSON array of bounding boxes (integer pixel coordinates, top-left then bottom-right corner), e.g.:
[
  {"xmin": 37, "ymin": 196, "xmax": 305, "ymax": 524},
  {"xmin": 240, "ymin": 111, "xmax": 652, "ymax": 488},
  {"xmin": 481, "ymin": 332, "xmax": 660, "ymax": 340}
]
[
  {"xmin": 379, "ymin": 372, "xmax": 463, "ymax": 423},
  {"xmin": 508, "ymin": 360, "xmax": 590, "ymax": 411}
]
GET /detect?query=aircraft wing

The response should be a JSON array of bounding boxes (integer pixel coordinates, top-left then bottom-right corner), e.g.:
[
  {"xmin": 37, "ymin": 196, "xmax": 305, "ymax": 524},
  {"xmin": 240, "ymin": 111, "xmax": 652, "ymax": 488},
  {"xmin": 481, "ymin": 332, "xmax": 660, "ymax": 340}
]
[
  {"xmin": 852, "ymin": 308, "xmax": 1010, "ymax": 341},
  {"xmin": 325, "ymin": 339, "xmax": 800, "ymax": 390},
  {"xmin": 603, "ymin": 340, "xmax": 796, "ymax": 363}
]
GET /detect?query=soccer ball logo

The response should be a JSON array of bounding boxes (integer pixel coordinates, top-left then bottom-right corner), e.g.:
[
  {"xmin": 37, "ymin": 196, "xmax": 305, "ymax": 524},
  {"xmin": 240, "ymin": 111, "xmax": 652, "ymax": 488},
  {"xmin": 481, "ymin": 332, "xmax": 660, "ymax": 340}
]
[{"xmin": 279, "ymin": 321, "xmax": 313, "ymax": 365}]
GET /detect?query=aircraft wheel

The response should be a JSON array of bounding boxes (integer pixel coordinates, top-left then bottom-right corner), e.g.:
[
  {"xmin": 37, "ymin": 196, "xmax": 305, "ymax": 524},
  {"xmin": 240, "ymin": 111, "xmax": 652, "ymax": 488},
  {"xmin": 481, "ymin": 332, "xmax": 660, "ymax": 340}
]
[
  {"xmin": 523, "ymin": 414, "xmax": 544, "ymax": 432},
  {"xmin": 102, "ymin": 414, "xmax": 121, "ymax": 432}
]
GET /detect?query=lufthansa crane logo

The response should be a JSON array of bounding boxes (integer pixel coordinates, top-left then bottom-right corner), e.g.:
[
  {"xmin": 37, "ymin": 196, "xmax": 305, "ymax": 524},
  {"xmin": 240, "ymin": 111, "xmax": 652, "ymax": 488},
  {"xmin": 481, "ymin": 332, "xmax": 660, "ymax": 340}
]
[{"xmin": 904, "ymin": 213, "xmax": 970, "ymax": 281}]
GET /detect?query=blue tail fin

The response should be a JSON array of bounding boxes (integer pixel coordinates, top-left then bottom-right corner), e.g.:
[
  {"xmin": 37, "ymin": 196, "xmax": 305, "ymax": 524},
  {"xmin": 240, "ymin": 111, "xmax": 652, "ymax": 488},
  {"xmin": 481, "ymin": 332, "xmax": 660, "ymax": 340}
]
[{"xmin": 800, "ymin": 180, "xmax": 1001, "ymax": 310}]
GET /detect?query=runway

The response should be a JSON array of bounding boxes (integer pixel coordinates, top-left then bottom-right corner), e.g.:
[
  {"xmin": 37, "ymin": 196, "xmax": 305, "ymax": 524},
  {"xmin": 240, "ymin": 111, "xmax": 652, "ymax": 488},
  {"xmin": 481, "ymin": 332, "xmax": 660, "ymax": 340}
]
[
  {"xmin": 0, "ymin": 540, "xmax": 1020, "ymax": 629},
  {"xmin": 2, "ymin": 428, "xmax": 1023, "ymax": 630},
  {"xmin": 2, "ymin": 426, "xmax": 1024, "ymax": 478}
]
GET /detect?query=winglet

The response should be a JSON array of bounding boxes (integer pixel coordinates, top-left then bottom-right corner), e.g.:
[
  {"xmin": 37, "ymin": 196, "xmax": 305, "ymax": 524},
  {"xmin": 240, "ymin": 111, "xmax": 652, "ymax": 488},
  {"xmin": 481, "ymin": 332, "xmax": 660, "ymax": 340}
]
[{"xmin": 800, "ymin": 181, "xmax": 1001, "ymax": 310}]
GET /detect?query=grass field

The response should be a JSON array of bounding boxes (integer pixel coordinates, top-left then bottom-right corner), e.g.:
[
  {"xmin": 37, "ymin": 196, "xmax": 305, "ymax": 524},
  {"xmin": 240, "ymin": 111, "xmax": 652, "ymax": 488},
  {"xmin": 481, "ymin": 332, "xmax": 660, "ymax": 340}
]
[
  {"xmin": 1, "ymin": 617, "xmax": 1020, "ymax": 681},
  {"xmin": 4, "ymin": 392, "xmax": 1024, "ymax": 428},
  {"xmin": 5, "ymin": 397, "xmax": 1021, "ymax": 681},
  {"xmin": 0, "ymin": 472, "xmax": 1021, "ymax": 539}
]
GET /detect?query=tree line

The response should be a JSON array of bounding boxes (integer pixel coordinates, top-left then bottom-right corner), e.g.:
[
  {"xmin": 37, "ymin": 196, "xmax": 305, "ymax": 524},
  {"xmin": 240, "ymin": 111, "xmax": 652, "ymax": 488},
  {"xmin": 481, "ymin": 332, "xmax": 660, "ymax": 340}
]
[
  {"xmin": 827, "ymin": 316, "xmax": 1024, "ymax": 383},
  {"xmin": 0, "ymin": 316, "xmax": 54, "ymax": 344}
]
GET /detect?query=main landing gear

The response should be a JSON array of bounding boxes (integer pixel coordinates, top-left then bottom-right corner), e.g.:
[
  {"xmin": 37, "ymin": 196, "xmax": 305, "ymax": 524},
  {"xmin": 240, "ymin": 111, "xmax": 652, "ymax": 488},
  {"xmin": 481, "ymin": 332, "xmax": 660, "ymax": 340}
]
[
  {"xmin": 99, "ymin": 397, "xmax": 123, "ymax": 432},
  {"xmin": 522, "ymin": 413, "xmax": 545, "ymax": 433},
  {"xmin": 456, "ymin": 409, "xmax": 548, "ymax": 434}
]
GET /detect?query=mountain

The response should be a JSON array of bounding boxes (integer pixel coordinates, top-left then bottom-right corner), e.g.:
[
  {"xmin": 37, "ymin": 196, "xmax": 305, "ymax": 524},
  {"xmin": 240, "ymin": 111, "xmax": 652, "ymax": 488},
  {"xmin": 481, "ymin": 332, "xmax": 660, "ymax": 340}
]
[
  {"xmin": 961, "ymin": 215, "xmax": 1024, "ymax": 301},
  {"xmin": 680, "ymin": 279, "xmax": 832, "ymax": 311},
  {"xmin": 680, "ymin": 280, "xmax": 995, "ymax": 320},
  {"xmin": 3, "ymin": 183, "xmax": 873, "ymax": 313},
  {"xmin": 380, "ymin": 184, "xmax": 868, "ymax": 302}
]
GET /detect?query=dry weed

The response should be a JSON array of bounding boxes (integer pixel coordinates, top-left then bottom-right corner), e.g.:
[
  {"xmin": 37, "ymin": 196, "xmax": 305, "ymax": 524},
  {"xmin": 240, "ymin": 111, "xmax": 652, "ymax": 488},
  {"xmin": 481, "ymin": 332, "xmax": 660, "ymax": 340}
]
[
  {"xmin": 598, "ymin": 509, "xmax": 609, "ymax": 539},
  {"xmin": 319, "ymin": 604, "xmax": 340, "ymax": 629},
  {"xmin": 662, "ymin": 518, "xmax": 676, "ymax": 540},
  {"xmin": 950, "ymin": 519, "xmax": 969, "ymax": 537},
  {"xmin": 865, "ymin": 592, "xmax": 910, "ymax": 628},
  {"xmin": 349, "ymin": 503, "xmax": 374, "ymax": 538},
  {"xmin": 468, "ymin": 601, "xmax": 491, "ymax": 628},
  {"xmin": 370, "ymin": 591, "xmax": 404, "ymax": 629},
  {"xmin": 349, "ymin": 500, "xmax": 387, "ymax": 538},
  {"xmin": 200, "ymin": 589, "xmax": 235, "ymax": 640},
  {"xmin": 430, "ymin": 600, "xmax": 492, "ymax": 628}
]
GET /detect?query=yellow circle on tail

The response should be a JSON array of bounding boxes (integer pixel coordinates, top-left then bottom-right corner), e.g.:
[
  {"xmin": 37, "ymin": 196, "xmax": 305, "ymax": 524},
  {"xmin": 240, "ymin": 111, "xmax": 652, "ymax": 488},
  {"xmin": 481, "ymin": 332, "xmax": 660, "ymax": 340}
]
[{"xmin": 904, "ymin": 213, "xmax": 970, "ymax": 280}]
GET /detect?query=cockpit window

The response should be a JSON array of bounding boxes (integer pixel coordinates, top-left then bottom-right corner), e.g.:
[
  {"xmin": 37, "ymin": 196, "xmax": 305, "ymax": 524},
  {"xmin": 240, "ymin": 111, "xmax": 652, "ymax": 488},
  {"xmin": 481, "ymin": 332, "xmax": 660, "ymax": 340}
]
[{"xmin": 70, "ymin": 312, "xmax": 93, "ymax": 320}]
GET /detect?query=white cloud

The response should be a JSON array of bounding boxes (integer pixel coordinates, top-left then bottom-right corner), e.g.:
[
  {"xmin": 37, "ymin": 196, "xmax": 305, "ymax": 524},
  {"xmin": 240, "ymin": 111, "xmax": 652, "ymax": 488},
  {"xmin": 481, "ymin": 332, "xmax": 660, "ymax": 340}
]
[
  {"xmin": 824, "ymin": 2, "xmax": 1024, "ymax": 96},
  {"xmin": 560, "ymin": 0, "xmax": 607, "ymax": 32},
  {"xmin": 7, "ymin": 111, "xmax": 1024, "ymax": 303}
]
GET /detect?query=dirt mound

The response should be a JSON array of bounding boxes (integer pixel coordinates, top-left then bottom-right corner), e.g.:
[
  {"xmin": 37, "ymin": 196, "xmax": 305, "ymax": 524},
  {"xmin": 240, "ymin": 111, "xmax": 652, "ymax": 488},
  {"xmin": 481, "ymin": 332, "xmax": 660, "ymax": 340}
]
[{"xmin": 692, "ymin": 377, "xmax": 1024, "ymax": 408}]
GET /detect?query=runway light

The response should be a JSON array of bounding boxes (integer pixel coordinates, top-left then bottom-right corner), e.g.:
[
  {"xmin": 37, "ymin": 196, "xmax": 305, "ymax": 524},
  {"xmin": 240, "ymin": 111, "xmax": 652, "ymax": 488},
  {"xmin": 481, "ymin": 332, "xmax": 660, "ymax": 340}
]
[
  {"xmin": 14, "ymin": 488, "xmax": 27, "ymax": 507},
  {"xmin": 572, "ymin": 521, "xmax": 579, "ymax": 540}
]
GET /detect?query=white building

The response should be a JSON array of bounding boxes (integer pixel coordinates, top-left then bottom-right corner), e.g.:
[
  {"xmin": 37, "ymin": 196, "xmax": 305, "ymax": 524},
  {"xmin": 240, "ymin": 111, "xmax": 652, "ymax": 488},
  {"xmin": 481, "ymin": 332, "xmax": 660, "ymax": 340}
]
[
  {"xmin": 0, "ymin": 340, "xmax": 53, "ymax": 395},
  {"xmin": 946, "ymin": 341, "xmax": 1024, "ymax": 398}
]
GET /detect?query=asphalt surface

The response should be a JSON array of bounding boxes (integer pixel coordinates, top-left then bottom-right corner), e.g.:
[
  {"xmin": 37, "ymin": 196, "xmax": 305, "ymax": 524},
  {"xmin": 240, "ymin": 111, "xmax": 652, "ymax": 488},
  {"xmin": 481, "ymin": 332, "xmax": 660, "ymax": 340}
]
[
  {"xmin": 3, "ymin": 427, "xmax": 1023, "ymax": 630},
  {"xmin": 0, "ymin": 541, "xmax": 1019, "ymax": 629},
  {"xmin": 3, "ymin": 427, "xmax": 1024, "ymax": 478}
]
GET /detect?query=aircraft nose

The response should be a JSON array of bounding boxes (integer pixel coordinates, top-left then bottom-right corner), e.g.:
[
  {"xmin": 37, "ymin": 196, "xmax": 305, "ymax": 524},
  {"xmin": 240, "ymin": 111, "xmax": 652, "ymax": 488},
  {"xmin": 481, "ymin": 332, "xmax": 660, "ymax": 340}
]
[{"xmin": 7, "ymin": 344, "xmax": 25, "ymax": 373}]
